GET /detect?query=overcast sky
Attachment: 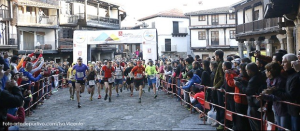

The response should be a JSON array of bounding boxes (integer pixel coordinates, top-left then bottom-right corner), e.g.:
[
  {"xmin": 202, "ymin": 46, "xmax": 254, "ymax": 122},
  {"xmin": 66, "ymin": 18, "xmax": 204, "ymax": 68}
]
[{"xmin": 111, "ymin": 0, "xmax": 242, "ymax": 27}]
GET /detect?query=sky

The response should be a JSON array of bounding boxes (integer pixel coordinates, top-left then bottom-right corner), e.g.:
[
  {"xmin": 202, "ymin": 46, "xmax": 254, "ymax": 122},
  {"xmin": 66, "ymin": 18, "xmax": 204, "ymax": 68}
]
[{"xmin": 110, "ymin": 0, "xmax": 242, "ymax": 27}]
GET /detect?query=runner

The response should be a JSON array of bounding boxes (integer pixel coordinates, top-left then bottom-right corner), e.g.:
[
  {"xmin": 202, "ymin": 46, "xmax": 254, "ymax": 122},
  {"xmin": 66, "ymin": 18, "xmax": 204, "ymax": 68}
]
[
  {"xmin": 145, "ymin": 60, "xmax": 158, "ymax": 98},
  {"xmin": 124, "ymin": 62, "xmax": 134, "ymax": 96},
  {"xmin": 142, "ymin": 60, "xmax": 147, "ymax": 92},
  {"xmin": 72, "ymin": 57, "xmax": 89, "ymax": 108},
  {"xmin": 130, "ymin": 60, "xmax": 145, "ymax": 103},
  {"xmin": 101, "ymin": 60, "xmax": 115, "ymax": 102},
  {"xmin": 114, "ymin": 61, "xmax": 124, "ymax": 97},
  {"xmin": 87, "ymin": 65, "xmax": 96, "ymax": 101},
  {"xmin": 95, "ymin": 61, "xmax": 102, "ymax": 99},
  {"xmin": 67, "ymin": 63, "xmax": 76, "ymax": 100}
]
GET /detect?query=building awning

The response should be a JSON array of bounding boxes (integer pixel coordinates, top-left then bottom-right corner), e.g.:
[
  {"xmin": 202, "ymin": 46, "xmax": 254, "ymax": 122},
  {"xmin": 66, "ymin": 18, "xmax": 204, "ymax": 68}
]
[{"xmin": 264, "ymin": 0, "xmax": 299, "ymax": 19}]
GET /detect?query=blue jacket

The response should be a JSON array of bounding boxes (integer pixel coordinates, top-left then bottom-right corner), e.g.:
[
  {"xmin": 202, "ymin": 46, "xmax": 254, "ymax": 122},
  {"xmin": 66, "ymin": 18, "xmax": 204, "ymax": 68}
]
[
  {"xmin": 182, "ymin": 74, "xmax": 201, "ymax": 90},
  {"xmin": 19, "ymin": 68, "xmax": 42, "ymax": 85}
]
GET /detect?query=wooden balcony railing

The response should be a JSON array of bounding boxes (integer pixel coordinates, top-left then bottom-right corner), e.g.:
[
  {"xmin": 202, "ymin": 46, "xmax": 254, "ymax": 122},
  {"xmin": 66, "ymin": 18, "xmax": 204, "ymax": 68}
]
[{"xmin": 236, "ymin": 17, "xmax": 281, "ymax": 34}]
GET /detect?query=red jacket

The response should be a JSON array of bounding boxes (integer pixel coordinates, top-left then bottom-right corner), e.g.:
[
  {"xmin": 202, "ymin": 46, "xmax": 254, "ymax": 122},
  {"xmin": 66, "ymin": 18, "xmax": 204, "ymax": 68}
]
[
  {"xmin": 225, "ymin": 71, "xmax": 248, "ymax": 105},
  {"xmin": 22, "ymin": 53, "xmax": 43, "ymax": 68},
  {"xmin": 5, "ymin": 108, "xmax": 25, "ymax": 131}
]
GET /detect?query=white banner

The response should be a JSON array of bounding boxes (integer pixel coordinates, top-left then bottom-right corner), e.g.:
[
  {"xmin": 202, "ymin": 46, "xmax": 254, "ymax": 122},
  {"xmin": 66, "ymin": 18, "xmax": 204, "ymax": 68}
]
[{"xmin": 73, "ymin": 29, "xmax": 157, "ymax": 64}]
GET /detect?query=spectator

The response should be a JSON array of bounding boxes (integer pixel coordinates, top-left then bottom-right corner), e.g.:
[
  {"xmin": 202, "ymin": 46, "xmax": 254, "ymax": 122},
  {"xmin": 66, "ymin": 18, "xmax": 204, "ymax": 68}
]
[
  {"xmin": 235, "ymin": 63, "xmax": 265, "ymax": 130},
  {"xmin": 190, "ymin": 61, "xmax": 203, "ymax": 78},
  {"xmin": 259, "ymin": 62, "xmax": 289, "ymax": 130},
  {"xmin": 241, "ymin": 57, "xmax": 251, "ymax": 64},
  {"xmin": 229, "ymin": 63, "xmax": 251, "ymax": 130},
  {"xmin": 190, "ymin": 86, "xmax": 205, "ymax": 113},
  {"xmin": 182, "ymin": 71, "xmax": 201, "ymax": 109},
  {"xmin": 267, "ymin": 54, "xmax": 300, "ymax": 130},
  {"xmin": 201, "ymin": 60, "xmax": 211, "ymax": 102},
  {"xmin": 211, "ymin": 49, "xmax": 225, "ymax": 129},
  {"xmin": 0, "ymin": 69, "xmax": 23, "ymax": 130}
]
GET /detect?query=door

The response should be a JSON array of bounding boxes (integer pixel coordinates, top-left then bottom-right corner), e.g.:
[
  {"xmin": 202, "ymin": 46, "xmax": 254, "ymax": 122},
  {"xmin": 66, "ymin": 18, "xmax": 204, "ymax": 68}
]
[
  {"xmin": 23, "ymin": 32, "xmax": 35, "ymax": 50},
  {"xmin": 211, "ymin": 31, "xmax": 219, "ymax": 46},
  {"xmin": 173, "ymin": 21, "xmax": 179, "ymax": 33},
  {"xmin": 165, "ymin": 39, "xmax": 171, "ymax": 51}
]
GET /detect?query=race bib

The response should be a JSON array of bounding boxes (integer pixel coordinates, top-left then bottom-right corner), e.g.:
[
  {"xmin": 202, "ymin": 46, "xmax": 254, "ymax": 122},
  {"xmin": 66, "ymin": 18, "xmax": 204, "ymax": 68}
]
[
  {"xmin": 116, "ymin": 75, "xmax": 123, "ymax": 79},
  {"xmin": 69, "ymin": 75, "xmax": 74, "ymax": 79},
  {"xmin": 97, "ymin": 75, "xmax": 102, "ymax": 79},
  {"xmin": 136, "ymin": 73, "xmax": 143, "ymax": 79},
  {"xmin": 108, "ymin": 77, "xmax": 114, "ymax": 83},
  {"xmin": 89, "ymin": 80, "xmax": 95, "ymax": 86},
  {"xmin": 149, "ymin": 74, "xmax": 155, "ymax": 79},
  {"xmin": 77, "ymin": 72, "xmax": 84, "ymax": 78}
]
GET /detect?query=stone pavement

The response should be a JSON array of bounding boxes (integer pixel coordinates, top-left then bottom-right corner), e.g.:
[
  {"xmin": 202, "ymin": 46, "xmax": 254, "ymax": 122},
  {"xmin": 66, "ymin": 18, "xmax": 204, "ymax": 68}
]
[{"xmin": 20, "ymin": 86, "xmax": 215, "ymax": 130}]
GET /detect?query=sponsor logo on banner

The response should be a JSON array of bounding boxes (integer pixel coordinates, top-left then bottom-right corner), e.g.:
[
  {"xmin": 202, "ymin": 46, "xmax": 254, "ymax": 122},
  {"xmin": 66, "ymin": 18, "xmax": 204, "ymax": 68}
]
[
  {"xmin": 143, "ymin": 30, "xmax": 155, "ymax": 41},
  {"xmin": 75, "ymin": 32, "xmax": 86, "ymax": 44}
]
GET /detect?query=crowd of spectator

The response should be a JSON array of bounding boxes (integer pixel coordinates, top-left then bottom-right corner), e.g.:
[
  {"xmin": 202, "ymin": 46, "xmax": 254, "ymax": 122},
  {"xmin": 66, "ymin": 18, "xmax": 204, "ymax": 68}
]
[
  {"xmin": 159, "ymin": 49, "xmax": 300, "ymax": 131},
  {"xmin": 0, "ymin": 49, "xmax": 69, "ymax": 131}
]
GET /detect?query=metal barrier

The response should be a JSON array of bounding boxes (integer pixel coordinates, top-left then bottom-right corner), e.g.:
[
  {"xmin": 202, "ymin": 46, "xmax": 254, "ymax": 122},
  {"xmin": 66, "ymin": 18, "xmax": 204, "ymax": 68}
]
[
  {"xmin": 159, "ymin": 74, "xmax": 295, "ymax": 131},
  {"xmin": 20, "ymin": 73, "xmax": 67, "ymax": 115}
]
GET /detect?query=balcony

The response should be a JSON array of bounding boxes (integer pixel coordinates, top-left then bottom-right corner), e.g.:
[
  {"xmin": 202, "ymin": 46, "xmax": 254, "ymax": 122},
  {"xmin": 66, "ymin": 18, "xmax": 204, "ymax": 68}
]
[
  {"xmin": 22, "ymin": 41, "xmax": 55, "ymax": 50},
  {"xmin": 172, "ymin": 27, "xmax": 188, "ymax": 37},
  {"xmin": 18, "ymin": 0, "xmax": 59, "ymax": 8},
  {"xmin": 236, "ymin": 17, "xmax": 282, "ymax": 36},
  {"xmin": 58, "ymin": 38, "xmax": 73, "ymax": 52},
  {"xmin": 78, "ymin": 13, "xmax": 120, "ymax": 29},
  {"xmin": 60, "ymin": 15, "xmax": 78, "ymax": 26},
  {"xmin": 161, "ymin": 45, "xmax": 177, "ymax": 52},
  {"xmin": 0, "ymin": 9, "xmax": 10, "ymax": 21},
  {"xmin": 18, "ymin": 14, "xmax": 58, "ymax": 27}
]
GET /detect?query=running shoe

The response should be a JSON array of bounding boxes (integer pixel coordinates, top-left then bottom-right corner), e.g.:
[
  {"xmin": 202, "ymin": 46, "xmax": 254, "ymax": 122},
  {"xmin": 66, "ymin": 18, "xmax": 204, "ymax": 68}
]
[
  {"xmin": 142, "ymin": 90, "xmax": 145, "ymax": 93},
  {"xmin": 117, "ymin": 94, "xmax": 119, "ymax": 97},
  {"xmin": 104, "ymin": 94, "xmax": 108, "ymax": 100},
  {"xmin": 138, "ymin": 98, "xmax": 141, "ymax": 103},
  {"xmin": 120, "ymin": 88, "xmax": 122, "ymax": 92},
  {"xmin": 109, "ymin": 97, "xmax": 111, "ymax": 102},
  {"xmin": 98, "ymin": 95, "xmax": 101, "ymax": 99},
  {"xmin": 78, "ymin": 103, "xmax": 81, "ymax": 108},
  {"xmin": 130, "ymin": 94, "xmax": 133, "ymax": 97},
  {"xmin": 148, "ymin": 87, "xmax": 150, "ymax": 92},
  {"xmin": 154, "ymin": 95, "xmax": 157, "ymax": 99},
  {"xmin": 70, "ymin": 96, "xmax": 72, "ymax": 100},
  {"xmin": 90, "ymin": 97, "xmax": 93, "ymax": 101},
  {"xmin": 71, "ymin": 95, "xmax": 74, "ymax": 100}
]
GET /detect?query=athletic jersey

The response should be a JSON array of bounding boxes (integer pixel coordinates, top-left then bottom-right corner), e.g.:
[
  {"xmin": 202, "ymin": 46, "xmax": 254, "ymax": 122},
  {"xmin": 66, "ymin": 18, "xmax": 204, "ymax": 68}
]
[
  {"xmin": 67, "ymin": 67, "xmax": 76, "ymax": 82},
  {"xmin": 73, "ymin": 64, "xmax": 89, "ymax": 80},
  {"xmin": 131, "ymin": 65, "xmax": 145, "ymax": 80},
  {"xmin": 124, "ymin": 67, "xmax": 134, "ymax": 78},
  {"xmin": 115, "ymin": 66, "xmax": 123, "ymax": 79},
  {"xmin": 102, "ymin": 66, "xmax": 115, "ymax": 78},
  {"xmin": 145, "ymin": 65, "xmax": 158, "ymax": 79}
]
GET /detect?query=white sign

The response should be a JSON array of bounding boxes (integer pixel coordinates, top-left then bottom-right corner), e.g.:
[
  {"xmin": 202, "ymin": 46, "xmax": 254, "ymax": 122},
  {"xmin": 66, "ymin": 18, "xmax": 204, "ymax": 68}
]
[{"xmin": 73, "ymin": 29, "xmax": 157, "ymax": 64}]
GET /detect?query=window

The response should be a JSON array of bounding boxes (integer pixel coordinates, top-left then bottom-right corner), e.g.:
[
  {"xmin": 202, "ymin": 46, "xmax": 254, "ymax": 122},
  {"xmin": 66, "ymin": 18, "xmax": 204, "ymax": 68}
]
[
  {"xmin": 254, "ymin": 10, "xmax": 259, "ymax": 20},
  {"xmin": 198, "ymin": 15, "xmax": 206, "ymax": 21},
  {"xmin": 173, "ymin": 21, "xmax": 179, "ymax": 33},
  {"xmin": 230, "ymin": 30, "xmax": 236, "ymax": 39},
  {"xmin": 229, "ymin": 13, "xmax": 235, "ymax": 19},
  {"xmin": 211, "ymin": 31, "xmax": 219, "ymax": 46},
  {"xmin": 211, "ymin": 15, "xmax": 219, "ymax": 25},
  {"xmin": 202, "ymin": 54, "xmax": 209, "ymax": 60},
  {"xmin": 198, "ymin": 31, "xmax": 206, "ymax": 40},
  {"xmin": 165, "ymin": 39, "xmax": 171, "ymax": 51},
  {"xmin": 36, "ymin": 34, "xmax": 45, "ymax": 45}
]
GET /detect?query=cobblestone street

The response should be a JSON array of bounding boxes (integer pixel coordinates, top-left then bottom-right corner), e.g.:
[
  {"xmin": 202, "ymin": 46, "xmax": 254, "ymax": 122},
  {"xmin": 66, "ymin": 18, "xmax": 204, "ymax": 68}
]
[{"xmin": 20, "ymin": 86, "xmax": 214, "ymax": 130}]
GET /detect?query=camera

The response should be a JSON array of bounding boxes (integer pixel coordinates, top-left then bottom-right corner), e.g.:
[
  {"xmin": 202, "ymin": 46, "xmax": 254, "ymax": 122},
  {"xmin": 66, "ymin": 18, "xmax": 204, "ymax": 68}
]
[{"xmin": 249, "ymin": 51, "xmax": 255, "ymax": 57}]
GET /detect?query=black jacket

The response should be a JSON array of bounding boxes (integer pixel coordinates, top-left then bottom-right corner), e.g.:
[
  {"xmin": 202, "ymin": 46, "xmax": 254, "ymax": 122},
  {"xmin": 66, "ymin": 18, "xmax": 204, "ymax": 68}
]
[
  {"xmin": 273, "ymin": 69, "xmax": 300, "ymax": 116},
  {"xmin": 201, "ymin": 70, "xmax": 211, "ymax": 86},
  {"xmin": 236, "ymin": 74, "xmax": 265, "ymax": 107},
  {"xmin": 0, "ymin": 86, "xmax": 23, "ymax": 130}
]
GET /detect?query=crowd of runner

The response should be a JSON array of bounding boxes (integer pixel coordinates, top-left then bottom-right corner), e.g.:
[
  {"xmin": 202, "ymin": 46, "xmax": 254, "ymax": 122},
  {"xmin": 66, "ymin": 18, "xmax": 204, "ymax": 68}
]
[{"xmin": 1, "ymin": 48, "xmax": 300, "ymax": 131}]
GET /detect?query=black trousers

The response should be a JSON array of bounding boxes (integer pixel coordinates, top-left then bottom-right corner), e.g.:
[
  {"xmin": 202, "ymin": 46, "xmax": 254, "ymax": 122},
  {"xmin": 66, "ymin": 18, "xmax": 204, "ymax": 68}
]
[
  {"xmin": 216, "ymin": 91, "xmax": 225, "ymax": 124},
  {"xmin": 235, "ymin": 103, "xmax": 251, "ymax": 130}
]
